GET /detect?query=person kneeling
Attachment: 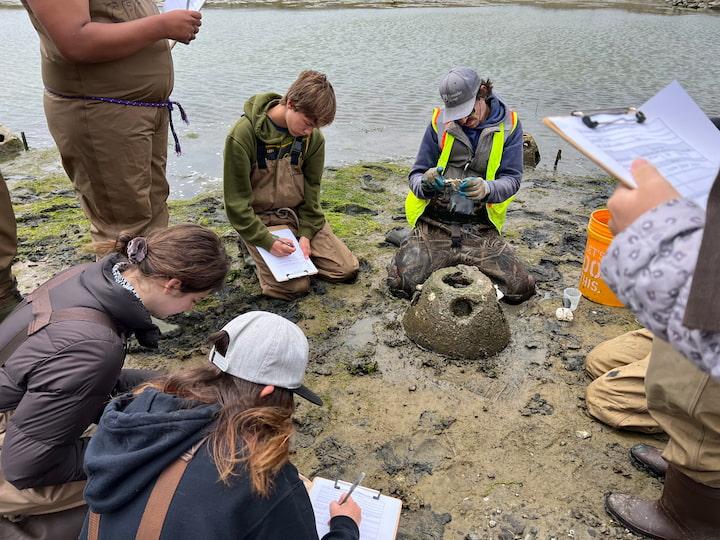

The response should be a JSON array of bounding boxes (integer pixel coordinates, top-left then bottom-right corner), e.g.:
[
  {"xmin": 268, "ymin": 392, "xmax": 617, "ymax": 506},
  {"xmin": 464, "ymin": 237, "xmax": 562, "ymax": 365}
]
[
  {"xmin": 80, "ymin": 311, "xmax": 361, "ymax": 540},
  {"xmin": 387, "ymin": 67, "xmax": 535, "ymax": 304},
  {"xmin": 223, "ymin": 71, "xmax": 359, "ymax": 300}
]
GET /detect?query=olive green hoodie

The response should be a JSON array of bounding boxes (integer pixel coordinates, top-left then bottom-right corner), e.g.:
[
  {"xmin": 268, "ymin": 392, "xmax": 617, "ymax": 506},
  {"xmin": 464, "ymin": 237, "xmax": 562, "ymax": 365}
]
[{"xmin": 223, "ymin": 92, "xmax": 326, "ymax": 251}]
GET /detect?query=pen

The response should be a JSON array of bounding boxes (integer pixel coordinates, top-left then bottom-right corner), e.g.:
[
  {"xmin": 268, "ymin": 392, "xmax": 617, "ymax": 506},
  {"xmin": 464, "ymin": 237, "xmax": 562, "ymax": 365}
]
[
  {"xmin": 271, "ymin": 234, "xmax": 294, "ymax": 247},
  {"xmin": 339, "ymin": 472, "xmax": 366, "ymax": 505}
]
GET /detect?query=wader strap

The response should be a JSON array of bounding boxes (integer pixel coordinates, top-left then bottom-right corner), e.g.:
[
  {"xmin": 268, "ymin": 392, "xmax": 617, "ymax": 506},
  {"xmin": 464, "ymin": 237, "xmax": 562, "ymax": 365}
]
[
  {"xmin": 0, "ymin": 308, "xmax": 117, "ymax": 368},
  {"xmin": 134, "ymin": 438, "xmax": 207, "ymax": 540},
  {"xmin": 87, "ymin": 439, "xmax": 205, "ymax": 540},
  {"xmin": 0, "ymin": 265, "xmax": 117, "ymax": 367},
  {"xmin": 290, "ymin": 137, "xmax": 303, "ymax": 166},
  {"xmin": 256, "ymin": 140, "xmax": 267, "ymax": 170}
]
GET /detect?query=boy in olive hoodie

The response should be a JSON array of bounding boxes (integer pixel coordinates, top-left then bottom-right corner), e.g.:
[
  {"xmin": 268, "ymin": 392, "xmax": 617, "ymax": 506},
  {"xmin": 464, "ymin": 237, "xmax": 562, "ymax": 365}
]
[{"xmin": 223, "ymin": 71, "xmax": 358, "ymax": 300}]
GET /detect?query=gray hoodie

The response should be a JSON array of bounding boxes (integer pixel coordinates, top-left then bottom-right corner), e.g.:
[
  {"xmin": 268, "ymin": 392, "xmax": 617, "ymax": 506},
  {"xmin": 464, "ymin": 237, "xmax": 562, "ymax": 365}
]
[{"xmin": 601, "ymin": 198, "xmax": 720, "ymax": 378}]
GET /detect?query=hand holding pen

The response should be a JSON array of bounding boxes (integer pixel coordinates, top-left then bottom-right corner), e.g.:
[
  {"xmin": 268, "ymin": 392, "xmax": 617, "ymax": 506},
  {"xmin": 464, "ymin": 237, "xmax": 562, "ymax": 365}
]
[
  {"xmin": 329, "ymin": 472, "xmax": 365, "ymax": 527},
  {"xmin": 269, "ymin": 234, "xmax": 296, "ymax": 257}
]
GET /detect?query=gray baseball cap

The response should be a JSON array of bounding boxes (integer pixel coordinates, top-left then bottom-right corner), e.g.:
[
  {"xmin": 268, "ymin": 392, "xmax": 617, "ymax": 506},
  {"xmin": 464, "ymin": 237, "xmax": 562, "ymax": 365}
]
[
  {"xmin": 439, "ymin": 67, "xmax": 481, "ymax": 122},
  {"xmin": 209, "ymin": 311, "xmax": 322, "ymax": 406}
]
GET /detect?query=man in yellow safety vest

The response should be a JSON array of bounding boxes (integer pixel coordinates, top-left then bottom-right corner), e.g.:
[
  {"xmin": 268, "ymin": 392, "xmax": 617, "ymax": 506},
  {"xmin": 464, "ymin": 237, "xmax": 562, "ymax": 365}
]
[{"xmin": 387, "ymin": 67, "xmax": 535, "ymax": 303}]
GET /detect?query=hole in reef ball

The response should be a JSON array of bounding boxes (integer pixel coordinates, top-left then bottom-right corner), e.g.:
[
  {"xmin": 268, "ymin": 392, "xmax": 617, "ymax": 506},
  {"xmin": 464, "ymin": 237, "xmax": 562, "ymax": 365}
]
[
  {"xmin": 450, "ymin": 298, "xmax": 473, "ymax": 317},
  {"xmin": 442, "ymin": 271, "xmax": 473, "ymax": 288}
]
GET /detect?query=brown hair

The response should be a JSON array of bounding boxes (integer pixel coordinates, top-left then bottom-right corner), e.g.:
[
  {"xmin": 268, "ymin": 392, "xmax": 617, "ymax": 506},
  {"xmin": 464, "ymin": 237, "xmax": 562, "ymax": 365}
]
[
  {"xmin": 137, "ymin": 331, "xmax": 295, "ymax": 497},
  {"xmin": 477, "ymin": 78, "xmax": 494, "ymax": 100},
  {"xmin": 96, "ymin": 224, "xmax": 229, "ymax": 293},
  {"xmin": 280, "ymin": 70, "xmax": 336, "ymax": 127}
]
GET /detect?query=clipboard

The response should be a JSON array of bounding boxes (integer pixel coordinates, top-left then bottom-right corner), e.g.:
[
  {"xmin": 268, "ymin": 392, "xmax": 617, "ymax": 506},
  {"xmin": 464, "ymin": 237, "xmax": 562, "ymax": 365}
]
[
  {"xmin": 309, "ymin": 476, "xmax": 401, "ymax": 540},
  {"xmin": 543, "ymin": 113, "xmax": 639, "ymax": 188},
  {"xmin": 256, "ymin": 226, "xmax": 318, "ymax": 282},
  {"xmin": 543, "ymin": 81, "xmax": 720, "ymax": 209}
]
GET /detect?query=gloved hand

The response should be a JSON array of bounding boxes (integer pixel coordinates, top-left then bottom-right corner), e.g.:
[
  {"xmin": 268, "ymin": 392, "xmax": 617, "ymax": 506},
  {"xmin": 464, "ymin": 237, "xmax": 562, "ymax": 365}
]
[
  {"xmin": 459, "ymin": 177, "xmax": 489, "ymax": 201},
  {"xmin": 421, "ymin": 166, "xmax": 445, "ymax": 195}
]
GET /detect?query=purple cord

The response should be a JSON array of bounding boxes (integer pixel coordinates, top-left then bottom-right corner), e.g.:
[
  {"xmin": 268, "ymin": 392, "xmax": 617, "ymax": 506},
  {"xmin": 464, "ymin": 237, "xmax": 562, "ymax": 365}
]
[{"xmin": 47, "ymin": 90, "xmax": 189, "ymax": 155}]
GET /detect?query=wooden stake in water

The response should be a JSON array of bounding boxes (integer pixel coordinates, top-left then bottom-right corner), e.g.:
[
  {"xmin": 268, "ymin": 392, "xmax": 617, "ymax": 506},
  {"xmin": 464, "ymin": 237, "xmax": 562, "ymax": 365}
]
[{"xmin": 20, "ymin": 132, "xmax": 29, "ymax": 151}]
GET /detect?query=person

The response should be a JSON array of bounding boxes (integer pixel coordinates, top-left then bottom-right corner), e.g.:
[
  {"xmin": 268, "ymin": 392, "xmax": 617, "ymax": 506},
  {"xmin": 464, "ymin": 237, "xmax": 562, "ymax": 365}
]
[
  {"xmin": 20, "ymin": 0, "xmax": 203, "ymax": 248},
  {"xmin": 583, "ymin": 115, "xmax": 720, "ymax": 481},
  {"xmin": 386, "ymin": 67, "xmax": 535, "ymax": 303},
  {"xmin": 598, "ymin": 159, "xmax": 720, "ymax": 539},
  {"xmin": 79, "ymin": 311, "xmax": 361, "ymax": 539},
  {"xmin": 0, "ymin": 172, "xmax": 22, "ymax": 323},
  {"xmin": 223, "ymin": 70, "xmax": 359, "ymax": 300},
  {"xmin": 0, "ymin": 224, "xmax": 229, "ymax": 539},
  {"xmin": 585, "ymin": 327, "xmax": 661, "ymax": 434}
]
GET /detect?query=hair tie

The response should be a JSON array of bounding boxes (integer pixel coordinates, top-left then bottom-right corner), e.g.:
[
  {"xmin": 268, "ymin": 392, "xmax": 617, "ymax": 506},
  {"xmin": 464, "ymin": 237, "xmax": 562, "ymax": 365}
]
[{"xmin": 126, "ymin": 237, "xmax": 148, "ymax": 264}]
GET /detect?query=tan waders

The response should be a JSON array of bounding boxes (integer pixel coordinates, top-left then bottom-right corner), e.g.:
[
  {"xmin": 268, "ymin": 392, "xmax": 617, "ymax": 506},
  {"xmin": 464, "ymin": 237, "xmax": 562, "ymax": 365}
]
[
  {"xmin": 44, "ymin": 92, "xmax": 171, "ymax": 248},
  {"xmin": 0, "ymin": 413, "xmax": 91, "ymax": 540},
  {"xmin": 602, "ymin": 339, "xmax": 720, "ymax": 538},
  {"xmin": 585, "ymin": 328, "xmax": 661, "ymax": 433},
  {"xmin": 21, "ymin": 0, "xmax": 174, "ymax": 249},
  {"xmin": 243, "ymin": 143, "xmax": 358, "ymax": 301},
  {"xmin": 0, "ymin": 173, "xmax": 21, "ymax": 323}
]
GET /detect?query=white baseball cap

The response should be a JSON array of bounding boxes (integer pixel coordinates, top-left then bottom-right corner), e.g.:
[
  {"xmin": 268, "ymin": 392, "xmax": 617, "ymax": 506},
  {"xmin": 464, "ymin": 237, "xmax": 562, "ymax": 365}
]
[{"xmin": 209, "ymin": 311, "xmax": 322, "ymax": 405}]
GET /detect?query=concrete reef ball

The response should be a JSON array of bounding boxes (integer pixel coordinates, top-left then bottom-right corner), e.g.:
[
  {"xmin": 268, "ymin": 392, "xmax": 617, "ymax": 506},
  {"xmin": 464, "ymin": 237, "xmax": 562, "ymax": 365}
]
[{"xmin": 402, "ymin": 265, "xmax": 511, "ymax": 359}]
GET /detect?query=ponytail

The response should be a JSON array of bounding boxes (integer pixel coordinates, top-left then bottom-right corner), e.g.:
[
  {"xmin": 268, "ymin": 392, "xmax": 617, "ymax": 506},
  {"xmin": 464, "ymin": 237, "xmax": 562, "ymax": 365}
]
[{"xmin": 96, "ymin": 224, "xmax": 229, "ymax": 292}]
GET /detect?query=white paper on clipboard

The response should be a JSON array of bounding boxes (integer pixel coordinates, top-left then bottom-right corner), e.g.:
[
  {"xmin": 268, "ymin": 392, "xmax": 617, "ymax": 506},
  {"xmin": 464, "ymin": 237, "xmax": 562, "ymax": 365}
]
[
  {"xmin": 309, "ymin": 477, "xmax": 401, "ymax": 540},
  {"xmin": 256, "ymin": 228, "xmax": 318, "ymax": 283},
  {"xmin": 544, "ymin": 81, "xmax": 720, "ymax": 209}
]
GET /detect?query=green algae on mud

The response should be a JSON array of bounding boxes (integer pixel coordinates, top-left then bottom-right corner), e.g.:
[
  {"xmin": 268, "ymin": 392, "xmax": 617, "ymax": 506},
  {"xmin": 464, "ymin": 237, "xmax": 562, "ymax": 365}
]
[{"xmin": 4, "ymin": 149, "xmax": 656, "ymax": 538}]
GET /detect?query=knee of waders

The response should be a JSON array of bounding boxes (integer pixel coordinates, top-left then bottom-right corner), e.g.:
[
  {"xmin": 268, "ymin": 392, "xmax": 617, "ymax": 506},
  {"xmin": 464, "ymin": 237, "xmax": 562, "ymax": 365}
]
[{"xmin": 261, "ymin": 278, "xmax": 310, "ymax": 301}]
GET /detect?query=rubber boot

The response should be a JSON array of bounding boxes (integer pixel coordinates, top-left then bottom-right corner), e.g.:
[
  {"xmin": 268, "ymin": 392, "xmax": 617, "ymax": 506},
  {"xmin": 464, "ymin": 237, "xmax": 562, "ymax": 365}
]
[
  {"xmin": 630, "ymin": 444, "xmax": 668, "ymax": 479},
  {"xmin": 605, "ymin": 465, "xmax": 720, "ymax": 539}
]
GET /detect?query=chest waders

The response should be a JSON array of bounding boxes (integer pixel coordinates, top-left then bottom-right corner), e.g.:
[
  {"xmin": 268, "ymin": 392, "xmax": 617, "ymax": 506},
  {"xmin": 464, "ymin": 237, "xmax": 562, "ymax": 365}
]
[{"xmin": 405, "ymin": 107, "xmax": 519, "ymax": 233}]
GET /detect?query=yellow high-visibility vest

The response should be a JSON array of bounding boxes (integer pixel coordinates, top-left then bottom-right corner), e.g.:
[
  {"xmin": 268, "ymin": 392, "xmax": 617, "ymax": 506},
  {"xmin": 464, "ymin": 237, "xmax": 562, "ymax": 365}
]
[{"xmin": 405, "ymin": 108, "xmax": 518, "ymax": 232}]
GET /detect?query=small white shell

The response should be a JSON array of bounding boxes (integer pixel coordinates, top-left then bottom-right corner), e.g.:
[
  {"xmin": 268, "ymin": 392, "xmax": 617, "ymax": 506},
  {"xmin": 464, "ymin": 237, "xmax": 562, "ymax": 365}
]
[{"xmin": 555, "ymin": 307, "xmax": 574, "ymax": 322}]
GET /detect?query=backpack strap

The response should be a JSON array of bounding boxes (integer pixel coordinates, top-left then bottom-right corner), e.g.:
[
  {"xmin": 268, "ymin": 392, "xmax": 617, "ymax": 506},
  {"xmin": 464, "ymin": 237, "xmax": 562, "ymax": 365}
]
[
  {"xmin": 0, "ymin": 265, "xmax": 118, "ymax": 368},
  {"xmin": 86, "ymin": 438, "xmax": 206, "ymax": 540},
  {"xmin": 289, "ymin": 137, "xmax": 304, "ymax": 166}
]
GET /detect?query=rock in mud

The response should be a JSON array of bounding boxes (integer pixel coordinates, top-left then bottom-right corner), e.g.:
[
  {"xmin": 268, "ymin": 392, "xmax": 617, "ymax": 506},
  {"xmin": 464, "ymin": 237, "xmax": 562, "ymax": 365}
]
[
  {"xmin": 0, "ymin": 125, "xmax": 23, "ymax": 161},
  {"xmin": 313, "ymin": 437, "xmax": 356, "ymax": 478},
  {"xmin": 520, "ymin": 394, "xmax": 554, "ymax": 416},
  {"xmin": 402, "ymin": 265, "xmax": 510, "ymax": 359},
  {"xmin": 418, "ymin": 410, "xmax": 456, "ymax": 434},
  {"xmin": 522, "ymin": 133, "xmax": 540, "ymax": 169},
  {"xmin": 398, "ymin": 506, "xmax": 452, "ymax": 540}
]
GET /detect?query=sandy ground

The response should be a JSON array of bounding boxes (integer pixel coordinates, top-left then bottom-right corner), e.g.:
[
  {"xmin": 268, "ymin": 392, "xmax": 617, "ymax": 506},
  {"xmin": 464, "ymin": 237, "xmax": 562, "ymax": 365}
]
[{"xmin": 1, "ymin": 148, "xmax": 664, "ymax": 539}]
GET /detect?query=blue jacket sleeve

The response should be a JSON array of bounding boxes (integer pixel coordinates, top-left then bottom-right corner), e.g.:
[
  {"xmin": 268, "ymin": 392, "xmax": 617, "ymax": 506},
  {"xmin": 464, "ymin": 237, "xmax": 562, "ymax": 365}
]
[
  {"xmin": 409, "ymin": 124, "xmax": 440, "ymax": 199},
  {"xmin": 601, "ymin": 198, "xmax": 720, "ymax": 379},
  {"xmin": 485, "ymin": 119, "xmax": 524, "ymax": 204}
]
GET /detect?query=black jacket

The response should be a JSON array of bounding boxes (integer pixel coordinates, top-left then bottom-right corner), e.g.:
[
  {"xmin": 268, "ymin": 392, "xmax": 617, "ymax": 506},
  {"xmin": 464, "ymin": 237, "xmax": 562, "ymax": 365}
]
[
  {"xmin": 81, "ymin": 388, "xmax": 359, "ymax": 540},
  {"xmin": 0, "ymin": 255, "xmax": 158, "ymax": 489}
]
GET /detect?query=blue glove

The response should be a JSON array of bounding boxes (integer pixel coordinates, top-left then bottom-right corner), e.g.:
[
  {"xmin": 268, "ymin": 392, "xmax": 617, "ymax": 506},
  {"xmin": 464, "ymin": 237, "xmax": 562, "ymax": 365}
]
[{"xmin": 421, "ymin": 166, "xmax": 445, "ymax": 194}]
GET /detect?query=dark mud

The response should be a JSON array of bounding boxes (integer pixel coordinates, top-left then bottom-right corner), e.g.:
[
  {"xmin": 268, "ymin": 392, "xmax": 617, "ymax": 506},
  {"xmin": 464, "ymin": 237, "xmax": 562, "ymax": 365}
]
[{"xmin": 3, "ymin": 149, "xmax": 663, "ymax": 539}]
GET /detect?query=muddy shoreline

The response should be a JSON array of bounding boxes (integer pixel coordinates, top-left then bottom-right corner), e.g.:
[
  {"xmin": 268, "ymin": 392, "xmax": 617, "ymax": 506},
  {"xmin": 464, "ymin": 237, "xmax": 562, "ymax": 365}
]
[{"xmin": 1, "ymin": 149, "xmax": 662, "ymax": 539}]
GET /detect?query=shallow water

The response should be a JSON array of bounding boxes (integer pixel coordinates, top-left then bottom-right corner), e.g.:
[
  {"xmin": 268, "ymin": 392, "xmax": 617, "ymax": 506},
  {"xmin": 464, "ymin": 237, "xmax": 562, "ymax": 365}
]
[{"xmin": 1, "ymin": 5, "xmax": 718, "ymax": 197}]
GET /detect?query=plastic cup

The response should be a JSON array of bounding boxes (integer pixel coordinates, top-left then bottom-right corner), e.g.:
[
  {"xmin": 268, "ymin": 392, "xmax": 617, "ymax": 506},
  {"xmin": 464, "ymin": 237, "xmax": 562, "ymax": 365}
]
[{"xmin": 563, "ymin": 287, "xmax": 581, "ymax": 311}]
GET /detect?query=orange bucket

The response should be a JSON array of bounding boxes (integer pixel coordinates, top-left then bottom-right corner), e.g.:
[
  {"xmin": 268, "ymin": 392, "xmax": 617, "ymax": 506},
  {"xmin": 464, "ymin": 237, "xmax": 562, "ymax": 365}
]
[{"xmin": 578, "ymin": 209, "xmax": 624, "ymax": 307}]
